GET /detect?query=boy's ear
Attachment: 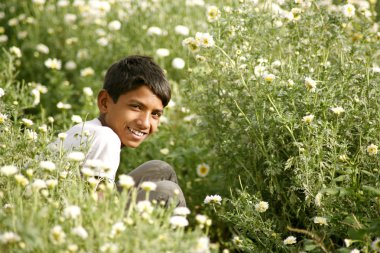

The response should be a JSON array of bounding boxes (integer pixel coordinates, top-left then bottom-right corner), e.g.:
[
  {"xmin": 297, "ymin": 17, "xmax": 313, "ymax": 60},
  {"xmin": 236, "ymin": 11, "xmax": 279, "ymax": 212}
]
[{"xmin": 97, "ymin": 89, "xmax": 110, "ymax": 113}]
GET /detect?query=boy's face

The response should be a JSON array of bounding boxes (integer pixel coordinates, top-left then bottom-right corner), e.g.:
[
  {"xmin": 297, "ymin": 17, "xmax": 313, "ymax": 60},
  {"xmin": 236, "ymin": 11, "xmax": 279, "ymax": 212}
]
[{"xmin": 98, "ymin": 85, "xmax": 164, "ymax": 148}]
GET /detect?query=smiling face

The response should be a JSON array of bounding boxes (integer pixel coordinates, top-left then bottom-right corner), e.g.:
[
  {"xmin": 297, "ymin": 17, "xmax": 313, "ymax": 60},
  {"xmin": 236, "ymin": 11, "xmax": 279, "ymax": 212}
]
[{"xmin": 98, "ymin": 85, "xmax": 164, "ymax": 148}]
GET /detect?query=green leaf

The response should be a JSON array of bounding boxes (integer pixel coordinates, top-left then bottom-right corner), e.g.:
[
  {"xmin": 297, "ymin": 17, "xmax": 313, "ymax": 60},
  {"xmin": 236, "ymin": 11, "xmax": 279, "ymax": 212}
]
[
  {"xmin": 303, "ymin": 240, "xmax": 319, "ymax": 251},
  {"xmin": 362, "ymin": 185, "xmax": 380, "ymax": 196},
  {"xmin": 333, "ymin": 175, "xmax": 348, "ymax": 182},
  {"xmin": 321, "ymin": 187, "xmax": 340, "ymax": 195}
]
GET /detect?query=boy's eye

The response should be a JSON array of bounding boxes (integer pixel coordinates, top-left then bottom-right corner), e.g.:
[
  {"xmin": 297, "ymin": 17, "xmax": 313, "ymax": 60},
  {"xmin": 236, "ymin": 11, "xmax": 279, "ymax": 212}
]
[
  {"xmin": 130, "ymin": 104, "xmax": 141, "ymax": 109},
  {"xmin": 152, "ymin": 112, "xmax": 162, "ymax": 118}
]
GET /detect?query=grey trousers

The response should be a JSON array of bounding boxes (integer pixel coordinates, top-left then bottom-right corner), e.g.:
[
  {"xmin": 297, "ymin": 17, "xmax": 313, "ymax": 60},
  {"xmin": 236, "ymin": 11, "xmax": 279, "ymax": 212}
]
[{"xmin": 126, "ymin": 160, "xmax": 186, "ymax": 207}]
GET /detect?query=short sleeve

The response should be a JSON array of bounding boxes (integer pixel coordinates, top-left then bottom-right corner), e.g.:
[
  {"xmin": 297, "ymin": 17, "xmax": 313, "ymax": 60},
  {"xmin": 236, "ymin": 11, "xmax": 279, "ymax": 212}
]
[{"xmin": 86, "ymin": 127, "xmax": 121, "ymax": 181}]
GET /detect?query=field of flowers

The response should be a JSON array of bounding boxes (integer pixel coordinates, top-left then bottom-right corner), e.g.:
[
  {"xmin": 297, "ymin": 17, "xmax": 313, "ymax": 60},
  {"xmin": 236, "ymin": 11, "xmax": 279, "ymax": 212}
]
[{"xmin": 1, "ymin": 0, "xmax": 380, "ymax": 252}]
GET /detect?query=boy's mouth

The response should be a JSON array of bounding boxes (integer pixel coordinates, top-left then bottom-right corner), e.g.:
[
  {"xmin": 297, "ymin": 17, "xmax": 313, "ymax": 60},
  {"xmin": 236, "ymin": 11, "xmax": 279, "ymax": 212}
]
[{"xmin": 127, "ymin": 127, "xmax": 146, "ymax": 137}]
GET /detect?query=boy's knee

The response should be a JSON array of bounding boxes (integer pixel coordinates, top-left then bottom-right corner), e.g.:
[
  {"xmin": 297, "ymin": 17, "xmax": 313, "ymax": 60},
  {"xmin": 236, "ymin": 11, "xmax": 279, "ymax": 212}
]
[
  {"xmin": 129, "ymin": 160, "xmax": 178, "ymax": 183},
  {"xmin": 144, "ymin": 160, "xmax": 175, "ymax": 174},
  {"xmin": 137, "ymin": 180, "xmax": 186, "ymax": 207}
]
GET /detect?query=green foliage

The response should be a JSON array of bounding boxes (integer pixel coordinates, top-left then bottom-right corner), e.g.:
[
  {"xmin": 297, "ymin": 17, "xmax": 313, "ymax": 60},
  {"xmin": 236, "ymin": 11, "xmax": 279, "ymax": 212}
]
[
  {"xmin": 185, "ymin": 0, "xmax": 380, "ymax": 252},
  {"xmin": 0, "ymin": 51, "xmax": 217, "ymax": 252},
  {"xmin": 2, "ymin": 0, "xmax": 380, "ymax": 252}
]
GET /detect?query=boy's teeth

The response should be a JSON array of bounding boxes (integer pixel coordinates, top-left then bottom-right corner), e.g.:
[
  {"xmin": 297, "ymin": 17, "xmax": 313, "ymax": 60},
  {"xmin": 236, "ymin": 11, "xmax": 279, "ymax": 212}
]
[{"xmin": 129, "ymin": 127, "xmax": 144, "ymax": 136}]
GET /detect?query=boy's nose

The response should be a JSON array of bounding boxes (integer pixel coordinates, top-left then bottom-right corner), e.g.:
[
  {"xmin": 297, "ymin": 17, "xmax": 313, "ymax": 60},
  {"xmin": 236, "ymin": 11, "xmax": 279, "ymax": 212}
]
[{"xmin": 136, "ymin": 113, "xmax": 150, "ymax": 129}]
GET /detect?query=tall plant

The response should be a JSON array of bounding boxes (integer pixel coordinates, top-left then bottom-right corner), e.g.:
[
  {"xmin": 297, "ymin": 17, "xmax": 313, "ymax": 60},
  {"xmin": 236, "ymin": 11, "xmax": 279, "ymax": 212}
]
[{"xmin": 185, "ymin": 1, "xmax": 380, "ymax": 251}]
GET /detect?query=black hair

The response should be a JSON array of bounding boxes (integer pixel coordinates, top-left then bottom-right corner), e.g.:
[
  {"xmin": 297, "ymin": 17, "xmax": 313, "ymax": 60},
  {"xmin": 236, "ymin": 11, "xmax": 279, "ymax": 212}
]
[{"xmin": 103, "ymin": 55, "xmax": 171, "ymax": 106}]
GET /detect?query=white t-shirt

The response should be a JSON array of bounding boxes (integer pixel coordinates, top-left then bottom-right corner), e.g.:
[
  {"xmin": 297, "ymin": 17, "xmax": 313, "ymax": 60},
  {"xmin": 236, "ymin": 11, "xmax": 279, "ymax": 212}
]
[{"xmin": 51, "ymin": 118, "xmax": 121, "ymax": 181}]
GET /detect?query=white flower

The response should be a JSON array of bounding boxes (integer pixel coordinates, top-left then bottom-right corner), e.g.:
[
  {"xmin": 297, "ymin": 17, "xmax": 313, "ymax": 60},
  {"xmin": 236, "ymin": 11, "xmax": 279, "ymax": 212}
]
[
  {"xmin": 263, "ymin": 73, "xmax": 275, "ymax": 82},
  {"xmin": 118, "ymin": 174, "xmax": 135, "ymax": 189},
  {"xmin": 65, "ymin": 60, "xmax": 77, "ymax": 70},
  {"xmin": 186, "ymin": 0, "xmax": 205, "ymax": 6},
  {"xmin": 100, "ymin": 242, "xmax": 118, "ymax": 253},
  {"xmin": 26, "ymin": 129, "xmax": 38, "ymax": 141},
  {"xmin": 254, "ymin": 65, "xmax": 266, "ymax": 77},
  {"xmin": 195, "ymin": 32, "xmax": 215, "ymax": 48},
  {"xmin": 255, "ymin": 201, "xmax": 269, "ymax": 213},
  {"xmin": 182, "ymin": 37, "xmax": 200, "ymax": 53},
  {"xmin": 173, "ymin": 207, "xmax": 191, "ymax": 216},
  {"xmin": 196, "ymin": 214, "xmax": 208, "ymax": 224},
  {"xmin": 9, "ymin": 46, "xmax": 22, "ymax": 58},
  {"xmin": 50, "ymin": 225, "xmax": 66, "ymax": 245},
  {"xmin": 196, "ymin": 163, "xmax": 210, "ymax": 177},
  {"xmin": 36, "ymin": 43, "xmax": 49, "ymax": 54},
  {"xmin": 80, "ymin": 67, "xmax": 95, "ymax": 77},
  {"xmin": 156, "ymin": 48, "xmax": 170, "ymax": 57},
  {"xmin": 136, "ymin": 200, "xmax": 154, "ymax": 214},
  {"xmin": 46, "ymin": 179, "xmax": 58, "ymax": 188},
  {"xmin": 83, "ymin": 87, "xmax": 93, "ymax": 96},
  {"xmin": 204, "ymin": 194, "xmax": 222, "ymax": 204},
  {"xmin": 372, "ymin": 238, "xmax": 380, "ymax": 252},
  {"xmin": 57, "ymin": 101, "xmax": 72, "ymax": 109},
  {"xmin": 64, "ymin": 13, "xmax": 77, "ymax": 24},
  {"xmin": 58, "ymin": 132, "xmax": 67, "ymax": 140},
  {"xmin": 108, "ymin": 20, "xmax": 121, "ymax": 31},
  {"xmin": 0, "ymin": 88, "xmax": 4, "ymax": 97},
  {"xmin": 1, "ymin": 165, "xmax": 18, "ymax": 176},
  {"xmin": 271, "ymin": 60, "xmax": 282, "ymax": 68},
  {"xmin": 147, "ymin": 26, "xmax": 163, "ymax": 36},
  {"xmin": 195, "ymin": 55, "xmax": 206, "ymax": 62},
  {"xmin": 81, "ymin": 167, "xmax": 94, "ymax": 177},
  {"xmin": 110, "ymin": 222, "xmax": 126, "ymax": 237},
  {"xmin": 21, "ymin": 118, "xmax": 34, "ymax": 126},
  {"xmin": 169, "ymin": 215, "xmax": 189, "ymax": 228},
  {"xmin": 367, "ymin": 144, "xmax": 378, "ymax": 156},
  {"xmin": 140, "ymin": 181, "xmax": 157, "ymax": 191},
  {"xmin": 85, "ymin": 159, "xmax": 104, "ymax": 168},
  {"xmin": 32, "ymin": 0, "xmax": 45, "ymax": 4},
  {"xmin": 283, "ymin": 236, "xmax": 297, "ymax": 245},
  {"xmin": 232, "ymin": 236, "xmax": 243, "ymax": 245},
  {"xmin": 302, "ymin": 114, "xmax": 314, "ymax": 124},
  {"xmin": 40, "ymin": 161, "xmax": 56, "ymax": 171},
  {"xmin": 97, "ymin": 37, "xmax": 109, "ymax": 47},
  {"xmin": 0, "ymin": 232, "xmax": 21, "ymax": 244},
  {"xmin": 32, "ymin": 179, "xmax": 47, "ymax": 191},
  {"xmin": 0, "ymin": 113, "xmax": 7, "ymax": 123},
  {"xmin": 174, "ymin": 25, "xmax": 190, "ymax": 36},
  {"xmin": 15, "ymin": 174, "xmax": 29, "ymax": 186},
  {"xmin": 31, "ymin": 88, "xmax": 40, "ymax": 106},
  {"xmin": 373, "ymin": 65, "xmax": 380, "ymax": 73},
  {"xmin": 44, "ymin": 58, "xmax": 62, "ymax": 70},
  {"xmin": 305, "ymin": 77, "xmax": 317, "ymax": 92},
  {"xmin": 63, "ymin": 205, "xmax": 81, "ymax": 219},
  {"xmin": 315, "ymin": 192, "xmax": 322, "ymax": 207},
  {"xmin": 0, "ymin": 35, "xmax": 8, "ymax": 43},
  {"xmin": 71, "ymin": 115, "xmax": 83, "ymax": 123},
  {"xmin": 67, "ymin": 151, "xmax": 85, "ymax": 162},
  {"xmin": 172, "ymin": 58, "xmax": 185, "ymax": 69},
  {"xmin": 71, "ymin": 226, "xmax": 88, "ymax": 239},
  {"xmin": 193, "ymin": 236, "xmax": 210, "ymax": 253},
  {"xmin": 350, "ymin": 249, "xmax": 360, "ymax": 253},
  {"xmin": 344, "ymin": 239, "xmax": 354, "ymax": 247},
  {"xmin": 160, "ymin": 148, "xmax": 169, "ymax": 155},
  {"xmin": 313, "ymin": 216, "xmax": 328, "ymax": 225},
  {"xmin": 331, "ymin": 106, "xmax": 345, "ymax": 115},
  {"xmin": 206, "ymin": 5, "xmax": 221, "ymax": 22},
  {"xmin": 38, "ymin": 123, "xmax": 47, "ymax": 131},
  {"xmin": 342, "ymin": 4, "xmax": 355, "ymax": 18}
]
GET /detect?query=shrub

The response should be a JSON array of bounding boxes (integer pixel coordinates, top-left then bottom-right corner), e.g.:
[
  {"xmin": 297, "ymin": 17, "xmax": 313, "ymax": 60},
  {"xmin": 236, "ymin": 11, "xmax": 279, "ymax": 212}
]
[{"xmin": 186, "ymin": 1, "xmax": 380, "ymax": 252}]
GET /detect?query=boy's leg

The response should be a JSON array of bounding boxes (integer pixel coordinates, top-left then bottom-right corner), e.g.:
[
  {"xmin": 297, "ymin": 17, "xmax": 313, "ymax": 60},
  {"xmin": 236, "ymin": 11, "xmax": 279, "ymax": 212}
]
[
  {"xmin": 127, "ymin": 160, "xmax": 186, "ymax": 207},
  {"xmin": 128, "ymin": 160, "xmax": 178, "ymax": 185},
  {"xmin": 136, "ymin": 180, "xmax": 187, "ymax": 207}
]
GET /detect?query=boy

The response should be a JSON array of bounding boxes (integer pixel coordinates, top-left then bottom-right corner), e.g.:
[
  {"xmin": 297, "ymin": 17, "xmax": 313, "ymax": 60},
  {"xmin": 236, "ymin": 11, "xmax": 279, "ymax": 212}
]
[{"xmin": 56, "ymin": 55, "xmax": 186, "ymax": 207}]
